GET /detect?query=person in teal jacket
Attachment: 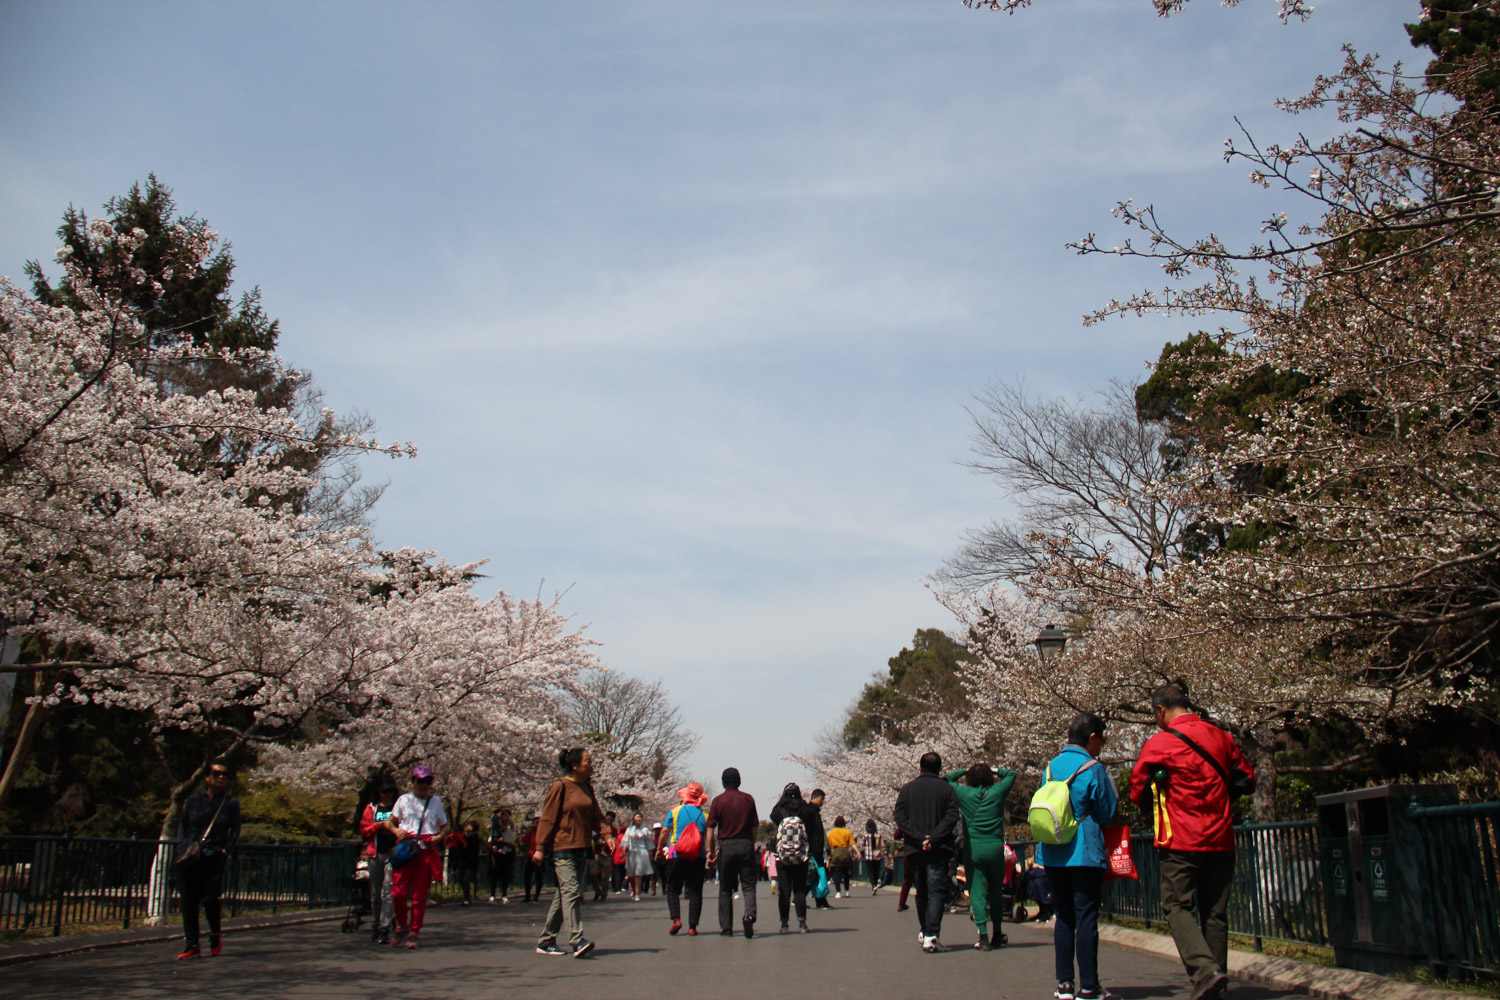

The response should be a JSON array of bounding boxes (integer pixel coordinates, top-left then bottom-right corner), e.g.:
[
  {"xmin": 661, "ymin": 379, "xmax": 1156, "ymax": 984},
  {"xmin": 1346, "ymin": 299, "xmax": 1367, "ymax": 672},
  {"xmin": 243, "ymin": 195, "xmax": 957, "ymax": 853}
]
[
  {"xmin": 1038, "ymin": 713, "xmax": 1119, "ymax": 1000},
  {"xmin": 946, "ymin": 762, "xmax": 1017, "ymax": 950}
]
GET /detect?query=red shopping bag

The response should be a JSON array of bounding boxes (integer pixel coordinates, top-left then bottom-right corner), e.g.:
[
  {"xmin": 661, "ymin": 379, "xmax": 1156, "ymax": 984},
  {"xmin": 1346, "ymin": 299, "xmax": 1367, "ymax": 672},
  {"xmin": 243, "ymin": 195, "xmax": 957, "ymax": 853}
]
[{"xmin": 1102, "ymin": 824, "xmax": 1137, "ymax": 882}]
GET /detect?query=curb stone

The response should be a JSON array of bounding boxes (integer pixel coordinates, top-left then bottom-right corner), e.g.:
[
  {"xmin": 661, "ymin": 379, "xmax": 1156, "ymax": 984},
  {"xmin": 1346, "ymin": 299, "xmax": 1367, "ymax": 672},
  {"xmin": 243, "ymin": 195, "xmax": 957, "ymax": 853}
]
[
  {"xmin": 0, "ymin": 907, "xmax": 345, "ymax": 967},
  {"xmin": 1098, "ymin": 923, "xmax": 1475, "ymax": 1000}
]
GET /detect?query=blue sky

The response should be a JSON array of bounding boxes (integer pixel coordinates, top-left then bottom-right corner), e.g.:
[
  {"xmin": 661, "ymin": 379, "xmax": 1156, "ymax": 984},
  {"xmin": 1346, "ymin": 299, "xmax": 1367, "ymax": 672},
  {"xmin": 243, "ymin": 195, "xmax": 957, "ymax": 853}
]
[{"xmin": 1, "ymin": 0, "xmax": 1420, "ymax": 808}]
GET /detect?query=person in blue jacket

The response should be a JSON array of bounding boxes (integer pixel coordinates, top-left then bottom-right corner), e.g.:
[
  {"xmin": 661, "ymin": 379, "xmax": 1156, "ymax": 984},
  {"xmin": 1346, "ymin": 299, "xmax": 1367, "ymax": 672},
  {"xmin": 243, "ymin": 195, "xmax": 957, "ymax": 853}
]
[{"xmin": 1038, "ymin": 713, "xmax": 1118, "ymax": 1000}]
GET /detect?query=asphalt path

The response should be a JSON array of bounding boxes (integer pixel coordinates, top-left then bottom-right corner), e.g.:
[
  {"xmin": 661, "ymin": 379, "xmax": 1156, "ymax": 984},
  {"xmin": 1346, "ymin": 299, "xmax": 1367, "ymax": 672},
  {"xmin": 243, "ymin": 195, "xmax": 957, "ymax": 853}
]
[{"xmin": 8, "ymin": 886, "xmax": 1308, "ymax": 999}]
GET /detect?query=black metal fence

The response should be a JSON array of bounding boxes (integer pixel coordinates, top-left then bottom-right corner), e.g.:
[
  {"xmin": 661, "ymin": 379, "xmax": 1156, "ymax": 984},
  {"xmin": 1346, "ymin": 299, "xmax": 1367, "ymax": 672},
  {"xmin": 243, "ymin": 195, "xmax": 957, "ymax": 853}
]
[{"xmin": 0, "ymin": 836, "xmax": 359, "ymax": 937}]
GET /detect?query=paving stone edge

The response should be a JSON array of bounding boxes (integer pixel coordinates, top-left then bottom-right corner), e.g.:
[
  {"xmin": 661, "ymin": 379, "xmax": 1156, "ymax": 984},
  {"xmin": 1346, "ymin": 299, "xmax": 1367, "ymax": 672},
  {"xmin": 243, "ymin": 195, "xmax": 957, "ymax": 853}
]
[
  {"xmin": 0, "ymin": 907, "xmax": 345, "ymax": 967},
  {"xmin": 1098, "ymin": 923, "xmax": 1475, "ymax": 1000}
]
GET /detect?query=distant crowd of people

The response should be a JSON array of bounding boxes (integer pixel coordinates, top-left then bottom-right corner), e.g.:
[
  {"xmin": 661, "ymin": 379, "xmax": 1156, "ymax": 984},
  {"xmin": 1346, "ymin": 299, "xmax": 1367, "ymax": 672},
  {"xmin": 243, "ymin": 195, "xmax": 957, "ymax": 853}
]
[{"xmin": 173, "ymin": 682, "xmax": 1250, "ymax": 1000}]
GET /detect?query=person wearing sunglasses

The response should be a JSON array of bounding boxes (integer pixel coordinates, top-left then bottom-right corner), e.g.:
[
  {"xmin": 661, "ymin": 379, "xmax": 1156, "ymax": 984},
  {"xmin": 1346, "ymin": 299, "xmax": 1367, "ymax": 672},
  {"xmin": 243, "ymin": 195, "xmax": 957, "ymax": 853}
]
[
  {"xmin": 175, "ymin": 759, "xmax": 241, "ymax": 959},
  {"xmin": 383, "ymin": 764, "xmax": 449, "ymax": 949}
]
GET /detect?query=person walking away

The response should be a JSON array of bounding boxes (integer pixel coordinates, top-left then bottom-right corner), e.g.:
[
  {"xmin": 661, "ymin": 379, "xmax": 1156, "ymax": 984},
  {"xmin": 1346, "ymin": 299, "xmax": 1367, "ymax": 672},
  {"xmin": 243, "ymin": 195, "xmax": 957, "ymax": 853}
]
[
  {"xmin": 533, "ymin": 747, "xmax": 616, "ymax": 958},
  {"xmin": 769, "ymin": 783, "xmax": 818, "ymax": 933},
  {"xmin": 384, "ymin": 764, "xmax": 448, "ymax": 949},
  {"xmin": 1039, "ymin": 714, "xmax": 1119, "ymax": 1000},
  {"xmin": 447, "ymin": 821, "xmax": 481, "ymax": 906},
  {"xmin": 520, "ymin": 814, "xmax": 544, "ymax": 902},
  {"xmin": 805, "ymin": 789, "xmax": 831, "ymax": 909},
  {"xmin": 706, "ymin": 766, "xmax": 759, "ymax": 937},
  {"xmin": 946, "ymin": 762, "xmax": 1019, "ymax": 950},
  {"xmin": 859, "ymin": 819, "xmax": 884, "ymax": 895},
  {"xmin": 826, "ymin": 815, "xmax": 857, "ymax": 899},
  {"xmin": 893, "ymin": 751, "xmax": 960, "ymax": 953},
  {"xmin": 175, "ymin": 759, "xmax": 241, "ymax": 960},
  {"xmin": 360, "ymin": 775, "xmax": 400, "ymax": 943},
  {"xmin": 1128, "ymin": 682, "xmax": 1255, "ymax": 1000},
  {"xmin": 623, "ymin": 812, "xmax": 655, "ymax": 900},
  {"xmin": 488, "ymin": 808, "xmax": 516, "ymax": 903},
  {"xmin": 658, "ymin": 781, "xmax": 709, "ymax": 935}
]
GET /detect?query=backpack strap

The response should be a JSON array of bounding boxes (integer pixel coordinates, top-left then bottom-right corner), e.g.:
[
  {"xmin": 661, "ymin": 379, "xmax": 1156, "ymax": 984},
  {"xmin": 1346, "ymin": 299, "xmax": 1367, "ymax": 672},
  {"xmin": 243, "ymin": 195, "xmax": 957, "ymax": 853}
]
[
  {"xmin": 1063, "ymin": 758, "xmax": 1097, "ymax": 786},
  {"xmin": 1165, "ymin": 728, "xmax": 1232, "ymax": 789}
]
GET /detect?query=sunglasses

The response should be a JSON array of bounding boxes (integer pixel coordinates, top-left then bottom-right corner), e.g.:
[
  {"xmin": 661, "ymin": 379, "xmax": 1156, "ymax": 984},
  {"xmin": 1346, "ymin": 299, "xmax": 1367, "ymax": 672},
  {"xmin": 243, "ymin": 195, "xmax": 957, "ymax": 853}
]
[{"xmin": 208, "ymin": 770, "xmax": 229, "ymax": 778}]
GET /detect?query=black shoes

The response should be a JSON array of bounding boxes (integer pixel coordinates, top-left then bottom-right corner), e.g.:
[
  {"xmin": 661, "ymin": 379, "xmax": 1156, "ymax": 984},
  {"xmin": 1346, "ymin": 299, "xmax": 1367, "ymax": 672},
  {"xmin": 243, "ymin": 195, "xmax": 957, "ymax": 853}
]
[{"xmin": 742, "ymin": 916, "xmax": 755, "ymax": 939}]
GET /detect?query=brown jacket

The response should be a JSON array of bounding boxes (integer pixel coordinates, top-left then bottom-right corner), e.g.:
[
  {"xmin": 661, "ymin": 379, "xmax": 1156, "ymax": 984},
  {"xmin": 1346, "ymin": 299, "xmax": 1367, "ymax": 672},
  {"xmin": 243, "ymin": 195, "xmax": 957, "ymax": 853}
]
[{"xmin": 535, "ymin": 777, "xmax": 610, "ymax": 852}]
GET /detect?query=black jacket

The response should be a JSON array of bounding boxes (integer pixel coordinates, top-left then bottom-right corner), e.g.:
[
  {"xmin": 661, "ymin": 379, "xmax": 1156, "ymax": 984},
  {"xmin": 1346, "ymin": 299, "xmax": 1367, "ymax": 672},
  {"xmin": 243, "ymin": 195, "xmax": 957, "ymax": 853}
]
[
  {"xmin": 893, "ymin": 772, "xmax": 959, "ymax": 857},
  {"xmin": 177, "ymin": 790, "xmax": 241, "ymax": 857}
]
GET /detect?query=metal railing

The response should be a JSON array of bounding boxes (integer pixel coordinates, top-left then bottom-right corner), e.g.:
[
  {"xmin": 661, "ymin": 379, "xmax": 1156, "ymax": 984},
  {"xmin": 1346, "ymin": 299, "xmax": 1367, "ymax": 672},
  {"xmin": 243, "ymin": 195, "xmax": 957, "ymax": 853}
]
[
  {"xmin": 0, "ymin": 836, "xmax": 360, "ymax": 937},
  {"xmin": 1100, "ymin": 820, "xmax": 1327, "ymax": 951},
  {"xmin": 1408, "ymin": 801, "xmax": 1500, "ymax": 980}
]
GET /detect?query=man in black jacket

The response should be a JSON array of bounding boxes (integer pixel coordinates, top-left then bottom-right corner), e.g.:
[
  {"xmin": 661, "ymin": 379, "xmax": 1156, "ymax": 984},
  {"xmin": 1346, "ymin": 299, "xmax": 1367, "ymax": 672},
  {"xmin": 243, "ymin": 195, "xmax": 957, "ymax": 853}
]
[{"xmin": 893, "ymin": 751, "xmax": 960, "ymax": 953}]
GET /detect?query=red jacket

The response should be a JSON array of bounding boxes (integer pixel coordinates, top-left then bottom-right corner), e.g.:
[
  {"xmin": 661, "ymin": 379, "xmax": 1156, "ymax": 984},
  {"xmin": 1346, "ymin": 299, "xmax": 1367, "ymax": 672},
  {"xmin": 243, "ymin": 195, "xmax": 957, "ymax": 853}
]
[{"xmin": 1128, "ymin": 714, "xmax": 1254, "ymax": 852}]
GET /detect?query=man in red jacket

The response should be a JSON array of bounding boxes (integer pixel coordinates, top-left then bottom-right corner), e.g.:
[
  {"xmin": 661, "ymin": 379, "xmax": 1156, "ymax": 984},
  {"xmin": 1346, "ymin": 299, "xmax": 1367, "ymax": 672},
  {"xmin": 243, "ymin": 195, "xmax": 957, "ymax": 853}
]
[{"xmin": 1128, "ymin": 683, "xmax": 1255, "ymax": 1000}]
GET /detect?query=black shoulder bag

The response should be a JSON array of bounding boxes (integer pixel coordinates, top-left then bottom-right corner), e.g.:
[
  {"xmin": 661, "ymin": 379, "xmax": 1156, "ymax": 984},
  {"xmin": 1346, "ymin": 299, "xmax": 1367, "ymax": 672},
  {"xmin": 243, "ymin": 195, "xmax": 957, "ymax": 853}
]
[
  {"xmin": 1165, "ymin": 728, "xmax": 1255, "ymax": 799},
  {"xmin": 174, "ymin": 794, "xmax": 229, "ymax": 868}
]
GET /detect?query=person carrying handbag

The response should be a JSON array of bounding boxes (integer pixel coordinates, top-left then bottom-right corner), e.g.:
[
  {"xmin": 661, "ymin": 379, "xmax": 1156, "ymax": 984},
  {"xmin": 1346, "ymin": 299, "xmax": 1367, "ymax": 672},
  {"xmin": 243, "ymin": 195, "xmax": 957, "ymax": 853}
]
[
  {"xmin": 175, "ymin": 759, "xmax": 241, "ymax": 960},
  {"xmin": 383, "ymin": 764, "xmax": 448, "ymax": 949}
]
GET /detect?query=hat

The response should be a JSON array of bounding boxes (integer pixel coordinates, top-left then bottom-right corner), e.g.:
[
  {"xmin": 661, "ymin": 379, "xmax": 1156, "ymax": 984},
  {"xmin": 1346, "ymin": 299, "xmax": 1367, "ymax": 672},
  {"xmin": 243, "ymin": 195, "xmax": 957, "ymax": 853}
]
[
  {"xmin": 411, "ymin": 764, "xmax": 434, "ymax": 780},
  {"xmin": 678, "ymin": 781, "xmax": 708, "ymax": 807},
  {"xmin": 652, "ymin": 822, "xmax": 663, "ymax": 829}
]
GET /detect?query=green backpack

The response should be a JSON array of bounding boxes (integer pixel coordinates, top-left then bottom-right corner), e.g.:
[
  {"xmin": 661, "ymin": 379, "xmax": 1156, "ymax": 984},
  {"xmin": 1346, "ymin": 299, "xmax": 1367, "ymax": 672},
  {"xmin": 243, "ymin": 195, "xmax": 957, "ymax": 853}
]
[{"xmin": 1028, "ymin": 758, "xmax": 1098, "ymax": 846}]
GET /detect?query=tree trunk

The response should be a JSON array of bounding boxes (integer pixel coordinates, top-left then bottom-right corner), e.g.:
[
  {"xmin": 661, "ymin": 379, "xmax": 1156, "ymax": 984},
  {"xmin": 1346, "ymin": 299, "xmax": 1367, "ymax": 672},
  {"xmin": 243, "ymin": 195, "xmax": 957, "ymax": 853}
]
[
  {"xmin": 1245, "ymin": 735, "xmax": 1278, "ymax": 823},
  {"xmin": 0, "ymin": 674, "xmax": 48, "ymax": 816},
  {"xmin": 144, "ymin": 767, "xmax": 201, "ymax": 926}
]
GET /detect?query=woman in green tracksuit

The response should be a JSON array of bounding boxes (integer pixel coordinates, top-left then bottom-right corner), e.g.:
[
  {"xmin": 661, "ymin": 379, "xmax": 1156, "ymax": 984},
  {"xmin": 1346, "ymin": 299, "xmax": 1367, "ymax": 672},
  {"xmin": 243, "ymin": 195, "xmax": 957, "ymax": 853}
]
[{"xmin": 947, "ymin": 763, "xmax": 1018, "ymax": 950}]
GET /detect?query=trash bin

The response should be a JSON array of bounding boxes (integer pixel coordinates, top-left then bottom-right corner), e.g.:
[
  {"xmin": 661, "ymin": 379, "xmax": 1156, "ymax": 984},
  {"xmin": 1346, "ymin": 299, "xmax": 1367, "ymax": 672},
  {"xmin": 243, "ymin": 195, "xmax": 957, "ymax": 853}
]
[{"xmin": 1315, "ymin": 784, "xmax": 1456, "ymax": 975}]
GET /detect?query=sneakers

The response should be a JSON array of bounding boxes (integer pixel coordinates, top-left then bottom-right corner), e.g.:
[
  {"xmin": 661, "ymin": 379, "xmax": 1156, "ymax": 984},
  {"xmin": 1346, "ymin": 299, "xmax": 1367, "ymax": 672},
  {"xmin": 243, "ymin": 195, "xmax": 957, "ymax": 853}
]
[
  {"xmin": 176, "ymin": 946, "xmax": 200, "ymax": 960},
  {"xmin": 798, "ymin": 919, "xmax": 808, "ymax": 933},
  {"xmin": 488, "ymin": 895, "xmax": 496, "ymax": 903},
  {"xmin": 779, "ymin": 922, "xmax": 789, "ymax": 934},
  {"xmin": 922, "ymin": 936, "xmax": 946, "ymax": 953},
  {"xmin": 669, "ymin": 919, "xmax": 682, "ymax": 935},
  {"xmin": 743, "ymin": 916, "xmax": 755, "ymax": 939},
  {"xmin": 535, "ymin": 939, "xmax": 567, "ymax": 956},
  {"xmin": 501, "ymin": 896, "xmax": 509, "ymax": 904},
  {"xmin": 686, "ymin": 927, "xmax": 698, "ymax": 936},
  {"xmin": 390, "ymin": 927, "xmax": 407, "ymax": 947},
  {"xmin": 1077, "ymin": 989, "xmax": 1120, "ymax": 1000},
  {"xmin": 572, "ymin": 938, "xmax": 595, "ymax": 958},
  {"xmin": 834, "ymin": 891, "xmax": 842, "ymax": 899},
  {"xmin": 209, "ymin": 935, "xmax": 222, "ymax": 957},
  {"xmin": 1055, "ymin": 983, "xmax": 1076, "ymax": 1000},
  {"xmin": 975, "ymin": 932, "xmax": 992, "ymax": 951},
  {"xmin": 405, "ymin": 932, "xmax": 419, "ymax": 950}
]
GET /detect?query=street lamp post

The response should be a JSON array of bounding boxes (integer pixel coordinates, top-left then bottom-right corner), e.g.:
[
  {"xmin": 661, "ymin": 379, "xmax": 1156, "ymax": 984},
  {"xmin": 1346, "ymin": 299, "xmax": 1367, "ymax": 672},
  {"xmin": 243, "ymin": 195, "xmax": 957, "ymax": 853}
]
[{"xmin": 1034, "ymin": 624, "xmax": 1067, "ymax": 661}]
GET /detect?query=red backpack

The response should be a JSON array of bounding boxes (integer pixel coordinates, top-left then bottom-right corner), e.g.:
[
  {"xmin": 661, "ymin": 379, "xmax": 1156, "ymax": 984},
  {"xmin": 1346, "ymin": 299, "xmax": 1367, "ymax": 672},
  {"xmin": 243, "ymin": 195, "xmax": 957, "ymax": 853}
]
[{"xmin": 671, "ymin": 805, "xmax": 703, "ymax": 860}]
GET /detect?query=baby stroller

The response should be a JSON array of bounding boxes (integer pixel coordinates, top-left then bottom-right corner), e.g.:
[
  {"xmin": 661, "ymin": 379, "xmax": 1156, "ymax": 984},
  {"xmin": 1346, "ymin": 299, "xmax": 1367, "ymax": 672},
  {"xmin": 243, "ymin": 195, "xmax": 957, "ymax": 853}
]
[{"xmin": 340, "ymin": 856, "xmax": 372, "ymax": 933}]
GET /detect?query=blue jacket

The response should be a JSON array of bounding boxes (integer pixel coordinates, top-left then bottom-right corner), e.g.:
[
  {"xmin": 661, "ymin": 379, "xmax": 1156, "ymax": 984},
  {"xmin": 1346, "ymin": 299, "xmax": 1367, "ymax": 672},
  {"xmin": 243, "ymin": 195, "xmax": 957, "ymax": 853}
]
[{"xmin": 1036, "ymin": 744, "xmax": 1117, "ymax": 869}]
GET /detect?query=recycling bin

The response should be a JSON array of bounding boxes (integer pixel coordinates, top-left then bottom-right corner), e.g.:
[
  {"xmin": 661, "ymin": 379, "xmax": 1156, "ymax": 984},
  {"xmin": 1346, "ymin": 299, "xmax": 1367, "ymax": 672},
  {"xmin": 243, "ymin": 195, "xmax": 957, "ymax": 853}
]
[{"xmin": 1315, "ymin": 784, "xmax": 1456, "ymax": 975}]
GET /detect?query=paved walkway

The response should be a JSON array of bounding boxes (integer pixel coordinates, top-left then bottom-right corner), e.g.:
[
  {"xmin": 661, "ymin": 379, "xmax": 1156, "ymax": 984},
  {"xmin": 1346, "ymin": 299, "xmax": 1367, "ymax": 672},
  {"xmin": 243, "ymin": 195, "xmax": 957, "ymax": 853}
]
[{"xmin": 4, "ymin": 888, "xmax": 1307, "ymax": 1000}]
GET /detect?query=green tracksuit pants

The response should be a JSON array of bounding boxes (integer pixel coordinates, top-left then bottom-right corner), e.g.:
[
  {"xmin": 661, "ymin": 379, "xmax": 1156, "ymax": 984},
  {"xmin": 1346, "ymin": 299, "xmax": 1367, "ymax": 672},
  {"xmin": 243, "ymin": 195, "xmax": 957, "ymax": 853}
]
[{"xmin": 963, "ymin": 838, "xmax": 1010, "ymax": 930}]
